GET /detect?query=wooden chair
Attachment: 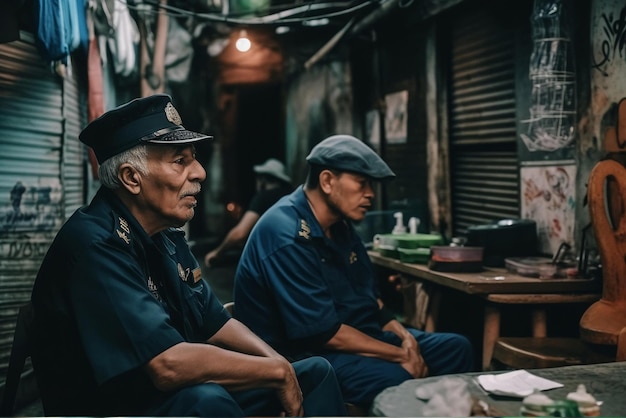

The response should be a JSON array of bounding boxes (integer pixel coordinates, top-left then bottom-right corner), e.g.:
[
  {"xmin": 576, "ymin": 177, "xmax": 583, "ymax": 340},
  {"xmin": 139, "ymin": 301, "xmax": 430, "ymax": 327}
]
[
  {"xmin": 493, "ymin": 99, "xmax": 626, "ymax": 370},
  {"xmin": 492, "ymin": 157, "xmax": 626, "ymax": 370},
  {"xmin": 579, "ymin": 158, "xmax": 626, "ymax": 352},
  {"xmin": 223, "ymin": 301, "xmax": 235, "ymax": 315},
  {"xmin": 492, "ymin": 337, "xmax": 591, "ymax": 369},
  {"xmin": 0, "ymin": 302, "xmax": 37, "ymax": 416}
]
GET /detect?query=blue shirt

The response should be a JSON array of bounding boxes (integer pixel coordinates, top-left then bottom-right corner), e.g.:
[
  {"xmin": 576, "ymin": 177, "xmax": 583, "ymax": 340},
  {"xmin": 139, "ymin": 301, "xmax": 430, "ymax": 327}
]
[
  {"xmin": 234, "ymin": 186, "xmax": 382, "ymax": 360},
  {"xmin": 30, "ymin": 187, "xmax": 230, "ymax": 416}
]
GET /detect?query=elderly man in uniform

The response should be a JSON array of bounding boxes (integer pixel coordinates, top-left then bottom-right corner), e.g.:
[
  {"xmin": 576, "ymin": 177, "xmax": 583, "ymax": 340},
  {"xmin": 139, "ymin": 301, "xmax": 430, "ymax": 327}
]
[
  {"xmin": 30, "ymin": 95, "xmax": 347, "ymax": 417},
  {"xmin": 234, "ymin": 134, "xmax": 474, "ymax": 410}
]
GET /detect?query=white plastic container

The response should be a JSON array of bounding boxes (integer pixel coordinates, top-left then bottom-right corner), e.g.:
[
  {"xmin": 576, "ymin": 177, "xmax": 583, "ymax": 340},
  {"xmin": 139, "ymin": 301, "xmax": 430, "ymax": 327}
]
[{"xmin": 566, "ymin": 384, "xmax": 600, "ymax": 416}]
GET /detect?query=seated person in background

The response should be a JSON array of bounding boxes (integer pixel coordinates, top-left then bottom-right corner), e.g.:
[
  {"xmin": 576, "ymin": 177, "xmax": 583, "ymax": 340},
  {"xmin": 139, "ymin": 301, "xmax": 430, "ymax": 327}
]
[
  {"xmin": 30, "ymin": 95, "xmax": 347, "ymax": 417},
  {"xmin": 205, "ymin": 158, "xmax": 293, "ymax": 267},
  {"xmin": 234, "ymin": 134, "xmax": 474, "ymax": 409}
]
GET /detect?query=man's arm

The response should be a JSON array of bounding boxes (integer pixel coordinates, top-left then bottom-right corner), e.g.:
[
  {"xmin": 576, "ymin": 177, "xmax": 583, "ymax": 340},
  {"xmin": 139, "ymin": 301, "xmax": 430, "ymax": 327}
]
[
  {"xmin": 144, "ymin": 318, "xmax": 303, "ymax": 416},
  {"xmin": 324, "ymin": 322, "xmax": 428, "ymax": 378},
  {"xmin": 204, "ymin": 211, "xmax": 260, "ymax": 267},
  {"xmin": 324, "ymin": 323, "xmax": 407, "ymax": 362}
]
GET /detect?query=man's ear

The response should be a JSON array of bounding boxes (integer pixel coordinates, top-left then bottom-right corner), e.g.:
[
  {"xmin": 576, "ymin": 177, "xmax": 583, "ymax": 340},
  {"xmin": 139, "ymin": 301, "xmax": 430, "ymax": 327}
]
[
  {"xmin": 319, "ymin": 170, "xmax": 335, "ymax": 194},
  {"xmin": 118, "ymin": 164, "xmax": 142, "ymax": 195}
]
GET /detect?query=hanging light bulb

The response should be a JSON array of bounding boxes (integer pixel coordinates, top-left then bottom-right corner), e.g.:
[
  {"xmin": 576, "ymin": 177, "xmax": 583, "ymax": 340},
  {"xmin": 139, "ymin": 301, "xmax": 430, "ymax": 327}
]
[{"xmin": 235, "ymin": 30, "xmax": 251, "ymax": 52}]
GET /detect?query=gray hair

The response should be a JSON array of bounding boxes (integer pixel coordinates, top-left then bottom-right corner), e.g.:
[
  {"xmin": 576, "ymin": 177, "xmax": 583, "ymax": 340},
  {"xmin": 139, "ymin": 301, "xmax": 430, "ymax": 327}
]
[{"xmin": 98, "ymin": 145, "xmax": 149, "ymax": 189}]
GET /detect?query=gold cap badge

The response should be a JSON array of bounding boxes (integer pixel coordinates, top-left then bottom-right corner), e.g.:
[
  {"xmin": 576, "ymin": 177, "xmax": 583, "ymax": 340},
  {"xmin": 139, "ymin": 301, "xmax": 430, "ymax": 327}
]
[{"xmin": 165, "ymin": 102, "xmax": 182, "ymax": 125}]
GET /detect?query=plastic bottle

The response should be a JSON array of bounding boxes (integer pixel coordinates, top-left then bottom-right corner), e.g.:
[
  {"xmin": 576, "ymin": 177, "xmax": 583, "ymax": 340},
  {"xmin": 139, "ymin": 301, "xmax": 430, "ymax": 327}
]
[
  {"xmin": 392, "ymin": 212, "xmax": 406, "ymax": 234},
  {"xmin": 566, "ymin": 384, "xmax": 600, "ymax": 416},
  {"xmin": 408, "ymin": 217, "xmax": 420, "ymax": 234},
  {"xmin": 520, "ymin": 390, "xmax": 554, "ymax": 416}
]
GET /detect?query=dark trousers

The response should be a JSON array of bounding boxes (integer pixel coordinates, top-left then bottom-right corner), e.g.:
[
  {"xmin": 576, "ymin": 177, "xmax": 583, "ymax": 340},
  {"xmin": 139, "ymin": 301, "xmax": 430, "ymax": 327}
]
[
  {"xmin": 324, "ymin": 328, "xmax": 474, "ymax": 406},
  {"xmin": 145, "ymin": 356, "xmax": 347, "ymax": 416}
]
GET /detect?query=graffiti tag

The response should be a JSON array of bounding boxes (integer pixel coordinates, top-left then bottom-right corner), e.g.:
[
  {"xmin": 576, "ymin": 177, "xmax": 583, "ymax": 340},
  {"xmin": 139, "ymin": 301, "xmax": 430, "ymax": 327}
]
[{"xmin": 592, "ymin": 6, "xmax": 626, "ymax": 76}]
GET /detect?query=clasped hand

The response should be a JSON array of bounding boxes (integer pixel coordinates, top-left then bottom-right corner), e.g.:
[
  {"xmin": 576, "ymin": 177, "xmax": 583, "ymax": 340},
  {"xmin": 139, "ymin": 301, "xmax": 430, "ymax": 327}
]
[{"xmin": 400, "ymin": 338, "xmax": 428, "ymax": 378}]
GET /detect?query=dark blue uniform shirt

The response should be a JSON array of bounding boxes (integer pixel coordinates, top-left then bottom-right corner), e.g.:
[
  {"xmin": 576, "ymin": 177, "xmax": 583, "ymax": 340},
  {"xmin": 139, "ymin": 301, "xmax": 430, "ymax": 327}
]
[
  {"xmin": 30, "ymin": 187, "xmax": 230, "ymax": 416},
  {"xmin": 234, "ymin": 186, "xmax": 382, "ymax": 359}
]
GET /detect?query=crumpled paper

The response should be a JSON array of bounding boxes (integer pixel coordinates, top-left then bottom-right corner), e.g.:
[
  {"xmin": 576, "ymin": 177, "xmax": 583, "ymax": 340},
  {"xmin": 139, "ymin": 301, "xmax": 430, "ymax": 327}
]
[{"xmin": 414, "ymin": 376, "xmax": 472, "ymax": 416}]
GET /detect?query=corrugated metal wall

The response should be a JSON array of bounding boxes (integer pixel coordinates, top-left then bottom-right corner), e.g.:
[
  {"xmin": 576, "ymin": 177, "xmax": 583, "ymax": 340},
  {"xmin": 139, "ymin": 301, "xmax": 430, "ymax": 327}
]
[
  {"xmin": 448, "ymin": 8, "xmax": 520, "ymax": 235},
  {"xmin": 0, "ymin": 32, "xmax": 84, "ymax": 388}
]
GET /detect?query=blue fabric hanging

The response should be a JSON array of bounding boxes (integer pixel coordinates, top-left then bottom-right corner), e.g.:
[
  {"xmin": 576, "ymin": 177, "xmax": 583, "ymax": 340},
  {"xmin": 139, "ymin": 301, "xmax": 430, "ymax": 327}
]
[
  {"xmin": 70, "ymin": 0, "xmax": 89, "ymax": 53},
  {"xmin": 34, "ymin": 0, "xmax": 88, "ymax": 63}
]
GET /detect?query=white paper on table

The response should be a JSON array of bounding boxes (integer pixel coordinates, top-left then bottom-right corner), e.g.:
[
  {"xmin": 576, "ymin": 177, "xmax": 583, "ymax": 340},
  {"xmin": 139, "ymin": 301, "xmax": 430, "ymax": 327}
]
[{"xmin": 476, "ymin": 370, "xmax": 564, "ymax": 398}]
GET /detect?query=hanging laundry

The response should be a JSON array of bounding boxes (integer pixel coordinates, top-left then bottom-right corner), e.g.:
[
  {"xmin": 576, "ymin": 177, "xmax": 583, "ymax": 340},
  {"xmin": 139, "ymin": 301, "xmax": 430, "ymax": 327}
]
[
  {"xmin": 92, "ymin": 0, "xmax": 139, "ymax": 78},
  {"xmin": 165, "ymin": 17, "xmax": 194, "ymax": 83},
  {"xmin": 71, "ymin": 0, "xmax": 89, "ymax": 53},
  {"xmin": 34, "ymin": 0, "xmax": 88, "ymax": 63}
]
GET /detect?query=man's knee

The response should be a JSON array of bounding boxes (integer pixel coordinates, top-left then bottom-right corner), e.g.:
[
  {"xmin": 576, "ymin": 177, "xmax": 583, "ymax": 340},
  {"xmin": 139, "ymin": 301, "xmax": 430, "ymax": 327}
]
[
  {"xmin": 293, "ymin": 356, "xmax": 347, "ymax": 416},
  {"xmin": 431, "ymin": 333, "xmax": 475, "ymax": 373},
  {"xmin": 450, "ymin": 333, "xmax": 474, "ymax": 370},
  {"xmin": 293, "ymin": 356, "xmax": 335, "ymax": 385}
]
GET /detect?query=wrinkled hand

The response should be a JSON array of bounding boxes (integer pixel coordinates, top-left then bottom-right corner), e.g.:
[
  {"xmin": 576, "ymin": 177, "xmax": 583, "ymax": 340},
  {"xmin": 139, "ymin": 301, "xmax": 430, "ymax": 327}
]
[
  {"xmin": 400, "ymin": 346, "xmax": 428, "ymax": 378},
  {"xmin": 276, "ymin": 361, "xmax": 305, "ymax": 417},
  {"xmin": 401, "ymin": 336, "xmax": 418, "ymax": 351}
]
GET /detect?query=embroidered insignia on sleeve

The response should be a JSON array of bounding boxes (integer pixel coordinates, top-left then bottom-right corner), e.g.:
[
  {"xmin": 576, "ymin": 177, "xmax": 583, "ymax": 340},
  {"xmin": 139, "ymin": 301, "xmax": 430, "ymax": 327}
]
[
  {"xmin": 192, "ymin": 267, "xmax": 202, "ymax": 283},
  {"xmin": 349, "ymin": 251, "xmax": 358, "ymax": 264},
  {"xmin": 116, "ymin": 216, "xmax": 131, "ymax": 244},
  {"xmin": 147, "ymin": 276, "xmax": 162, "ymax": 301},
  {"xmin": 177, "ymin": 263, "xmax": 190, "ymax": 282},
  {"xmin": 298, "ymin": 219, "xmax": 311, "ymax": 240}
]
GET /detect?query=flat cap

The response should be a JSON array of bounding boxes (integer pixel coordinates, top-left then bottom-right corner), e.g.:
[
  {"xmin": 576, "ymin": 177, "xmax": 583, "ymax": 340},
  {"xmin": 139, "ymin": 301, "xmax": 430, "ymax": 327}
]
[
  {"xmin": 306, "ymin": 134, "xmax": 395, "ymax": 180},
  {"xmin": 80, "ymin": 94, "xmax": 212, "ymax": 164}
]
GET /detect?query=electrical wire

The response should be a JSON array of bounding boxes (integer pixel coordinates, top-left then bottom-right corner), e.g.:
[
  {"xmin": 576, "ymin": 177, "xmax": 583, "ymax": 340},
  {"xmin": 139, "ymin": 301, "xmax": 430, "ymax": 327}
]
[{"xmin": 123, "ymin": 0, "xmax": 379, "ymax": 26}]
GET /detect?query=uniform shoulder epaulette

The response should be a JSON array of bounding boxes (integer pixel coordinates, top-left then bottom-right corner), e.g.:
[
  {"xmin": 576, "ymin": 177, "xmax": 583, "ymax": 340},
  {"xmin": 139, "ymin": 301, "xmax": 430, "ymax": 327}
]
[
  {"xmin": 113, "ymin": 213, "xmax": 132, "ymax": 246},
  {"xmin": 296, "ymin": 218, "xmax": 312, "ymax": 242}
]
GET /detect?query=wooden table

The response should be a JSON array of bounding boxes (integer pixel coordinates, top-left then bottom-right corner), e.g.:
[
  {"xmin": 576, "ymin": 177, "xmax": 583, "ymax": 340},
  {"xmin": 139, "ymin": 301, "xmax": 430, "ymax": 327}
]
[
  {"xmin": 371, "ymin": 361, "xmax": 626, "ymax": 416},
  {"xmin": 368, "ymin": 251, "xmax": 602, "ymax": 370}
]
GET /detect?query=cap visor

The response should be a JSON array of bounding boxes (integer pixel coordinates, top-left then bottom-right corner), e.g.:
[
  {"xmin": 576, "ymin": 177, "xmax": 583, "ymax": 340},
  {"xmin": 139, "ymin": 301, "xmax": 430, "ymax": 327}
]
[{"xmin": 146, "ymin": 129, "xmax": 212, "ymax": 144}]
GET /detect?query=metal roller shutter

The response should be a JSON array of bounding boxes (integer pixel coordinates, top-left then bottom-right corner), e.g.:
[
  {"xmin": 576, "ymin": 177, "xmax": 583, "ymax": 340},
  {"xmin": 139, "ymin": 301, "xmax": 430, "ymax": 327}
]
[
  {"xmin": 0, "ymin": 31, "xmax": 85, "ymax": 389},
  {"xmin": 448, "ymin": 7, "xmax": 521, "ymax": 236}
]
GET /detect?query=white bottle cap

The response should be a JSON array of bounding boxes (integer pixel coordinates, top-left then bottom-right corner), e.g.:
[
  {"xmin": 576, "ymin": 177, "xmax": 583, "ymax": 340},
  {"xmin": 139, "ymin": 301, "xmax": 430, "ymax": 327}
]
[{"xmin": 566, "ymin": 384, "xmax": 597, "ymax": 407}]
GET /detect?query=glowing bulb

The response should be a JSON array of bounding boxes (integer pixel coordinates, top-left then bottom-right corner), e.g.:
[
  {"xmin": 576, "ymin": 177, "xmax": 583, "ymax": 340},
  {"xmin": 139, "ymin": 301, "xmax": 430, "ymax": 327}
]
[{"xmin": 235, "ymin": 30, "xmax": 251, "ymax": 52}]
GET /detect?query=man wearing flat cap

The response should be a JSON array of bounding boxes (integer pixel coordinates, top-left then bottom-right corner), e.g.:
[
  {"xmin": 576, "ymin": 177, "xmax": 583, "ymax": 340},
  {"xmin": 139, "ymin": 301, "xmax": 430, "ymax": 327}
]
[
  {"xmin": 234, "ymin": 134, "xmax": 474, "ymax": 410},
  {"xmin": 30, "ymin": 95, "xmax": 346, "ymax": 417},
  {"xmin": 204, "ymin": 158, "xmax": 293, "ymax": 268}
]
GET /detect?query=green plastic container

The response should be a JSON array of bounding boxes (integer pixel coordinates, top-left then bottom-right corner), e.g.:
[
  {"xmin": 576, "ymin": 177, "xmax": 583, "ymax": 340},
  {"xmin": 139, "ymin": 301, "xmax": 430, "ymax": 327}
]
[
  {"xmin": 393, "ymin": 233, "xmax": 443, "ymax": 249},
  {"xmin": 397, "ymin": 247, "xmax": 431, "ymax": 264},
  {"xmin": 377, "ymin": 245, "xmax": 399, "ymax": 259}
]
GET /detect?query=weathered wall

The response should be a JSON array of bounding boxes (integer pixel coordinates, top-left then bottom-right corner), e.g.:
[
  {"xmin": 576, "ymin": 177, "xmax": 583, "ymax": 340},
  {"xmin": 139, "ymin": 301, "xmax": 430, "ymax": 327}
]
[
  {"xmin": 284, "ymin": 59, "xmax": 354, "ymax": 184},
  {"xmin": 576, "ymin": 0, "xmax": 626, "ymax": 248}
]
